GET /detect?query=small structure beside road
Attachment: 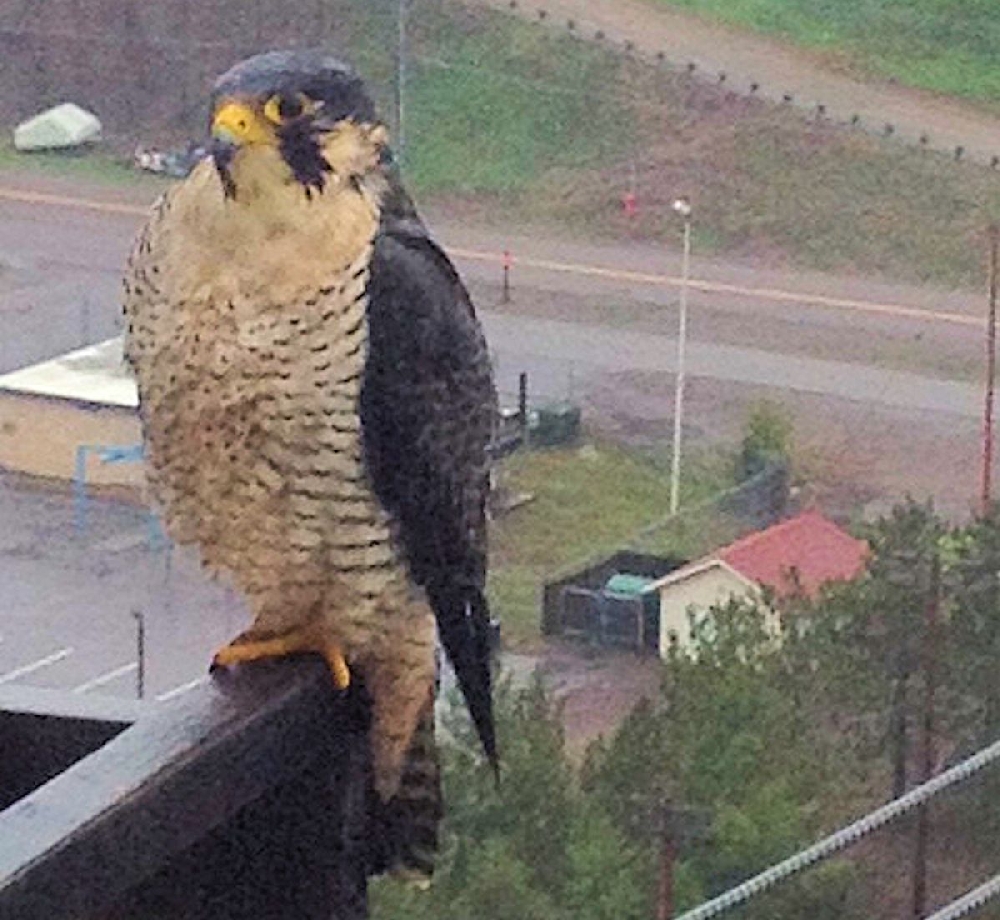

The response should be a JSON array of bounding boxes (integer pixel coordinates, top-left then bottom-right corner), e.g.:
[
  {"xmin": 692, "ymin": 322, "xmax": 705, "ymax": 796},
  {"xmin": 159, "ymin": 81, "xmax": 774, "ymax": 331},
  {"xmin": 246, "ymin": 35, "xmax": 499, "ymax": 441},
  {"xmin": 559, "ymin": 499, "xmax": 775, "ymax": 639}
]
[
  {"xmin": 647, "ymin": 509, "xmax": 869, "ymax": 656},
  {"xmin": 0, "ymin": 338, "xmax": 141, "ymax": 489},
  {"xmin": 0, "ymin": 337, "xmax": 531, "ymax": 501}
]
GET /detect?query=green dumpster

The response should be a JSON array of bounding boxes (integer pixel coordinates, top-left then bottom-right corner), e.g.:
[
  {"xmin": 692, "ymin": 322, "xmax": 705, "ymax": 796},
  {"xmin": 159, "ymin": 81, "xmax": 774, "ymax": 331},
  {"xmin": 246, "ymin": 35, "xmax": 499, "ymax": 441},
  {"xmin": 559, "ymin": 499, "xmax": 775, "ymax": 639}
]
[
  {"xmin": 529, "ymin": 402, "xmax": 581, "ymax": 446},
  {"xmin": 604, "ymin": 573, "xmax": 660, "ymax": 652},
  {"xmin": 604, "ymin": 573, "xmax": 654, "ymax": 596}
]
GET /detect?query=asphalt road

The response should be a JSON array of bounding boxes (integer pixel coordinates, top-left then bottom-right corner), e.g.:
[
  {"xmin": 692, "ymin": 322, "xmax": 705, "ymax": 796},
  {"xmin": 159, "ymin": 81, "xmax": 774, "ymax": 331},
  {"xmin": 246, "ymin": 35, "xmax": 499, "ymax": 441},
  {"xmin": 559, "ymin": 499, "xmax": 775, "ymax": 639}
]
[
  {"xmin": 483, "ymin": 312, "xmax": 981, "ymax": 418},
  {"xmin": 0, "ymin": 178, "xmax": 989, "ymax": 700},
  {"xmin": 0, "ymin": 188, "xmax": 985, "ymax": 408},
  {"xmin": 0, "ymin": 480, "xmax": 243, "ymax": 701}
]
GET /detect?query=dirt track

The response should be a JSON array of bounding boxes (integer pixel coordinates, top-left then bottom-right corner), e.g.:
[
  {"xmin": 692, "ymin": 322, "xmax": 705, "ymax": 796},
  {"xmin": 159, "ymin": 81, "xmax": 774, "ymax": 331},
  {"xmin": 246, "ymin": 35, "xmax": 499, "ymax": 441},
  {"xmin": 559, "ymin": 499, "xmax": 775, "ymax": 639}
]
[{"xmin": 474, "ymin": 0, "xmax": 1000, "ymax": 164}]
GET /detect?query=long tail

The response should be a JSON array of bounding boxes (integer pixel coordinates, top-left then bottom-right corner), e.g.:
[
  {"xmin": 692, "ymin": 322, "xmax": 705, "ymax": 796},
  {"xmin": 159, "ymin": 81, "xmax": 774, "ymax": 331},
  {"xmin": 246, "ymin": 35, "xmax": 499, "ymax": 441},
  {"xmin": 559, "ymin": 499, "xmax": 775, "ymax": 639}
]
[
  {"xmin": 430, "ymin": 585, "xmax": 498, "ymax": 779},
  {"xmin": 366, "ymin": 698, "xmax": 442, "ymax": 878}
]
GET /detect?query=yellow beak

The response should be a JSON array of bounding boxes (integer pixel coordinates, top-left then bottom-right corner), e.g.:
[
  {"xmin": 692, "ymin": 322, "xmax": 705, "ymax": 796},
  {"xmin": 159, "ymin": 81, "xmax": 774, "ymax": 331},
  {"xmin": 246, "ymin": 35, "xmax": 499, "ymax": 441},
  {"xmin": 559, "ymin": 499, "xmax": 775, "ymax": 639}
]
[{"xmin": 211, "ymin": 101, "xmax": 271, "ymax": 147}]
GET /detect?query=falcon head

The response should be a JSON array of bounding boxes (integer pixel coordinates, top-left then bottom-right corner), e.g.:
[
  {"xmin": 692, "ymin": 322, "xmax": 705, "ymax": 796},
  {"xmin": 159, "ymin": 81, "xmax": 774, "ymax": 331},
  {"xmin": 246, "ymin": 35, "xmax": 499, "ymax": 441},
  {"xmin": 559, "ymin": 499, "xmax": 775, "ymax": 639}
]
[{"xmin": 208, "ymin": 50, "xmax": 387, "ymax": 200}]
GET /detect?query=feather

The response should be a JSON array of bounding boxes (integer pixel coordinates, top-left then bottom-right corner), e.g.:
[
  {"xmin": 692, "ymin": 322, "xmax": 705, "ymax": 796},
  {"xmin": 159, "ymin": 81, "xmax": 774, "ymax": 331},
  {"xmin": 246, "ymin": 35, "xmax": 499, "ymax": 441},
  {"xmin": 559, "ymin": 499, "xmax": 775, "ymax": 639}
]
[{"xmin": 362, "ymin": 223, "xmax": 499, "ymax": 774}]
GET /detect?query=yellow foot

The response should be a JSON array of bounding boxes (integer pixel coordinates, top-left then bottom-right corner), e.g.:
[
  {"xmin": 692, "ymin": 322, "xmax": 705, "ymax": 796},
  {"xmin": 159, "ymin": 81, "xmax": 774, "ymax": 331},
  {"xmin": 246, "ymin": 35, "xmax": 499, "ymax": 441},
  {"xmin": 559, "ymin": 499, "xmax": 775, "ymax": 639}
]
[{"xmin": 211, "ymin": 630, "xmax": 351, "ymax": 690}]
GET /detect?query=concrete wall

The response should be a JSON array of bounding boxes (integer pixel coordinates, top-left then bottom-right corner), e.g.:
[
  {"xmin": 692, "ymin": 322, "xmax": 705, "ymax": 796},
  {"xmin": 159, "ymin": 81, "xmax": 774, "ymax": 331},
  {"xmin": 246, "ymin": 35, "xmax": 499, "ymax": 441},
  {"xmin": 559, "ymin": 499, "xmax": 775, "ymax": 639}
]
[{"xmin": 0, "ymin": 391, "xmax": 144, "ymax": 488}]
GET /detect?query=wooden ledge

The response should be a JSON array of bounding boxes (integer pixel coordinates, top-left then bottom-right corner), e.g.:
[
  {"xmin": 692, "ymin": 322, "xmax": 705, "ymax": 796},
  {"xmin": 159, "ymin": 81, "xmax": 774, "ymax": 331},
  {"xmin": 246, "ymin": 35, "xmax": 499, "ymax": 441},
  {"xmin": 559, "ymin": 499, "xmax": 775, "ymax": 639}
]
[{"xmin": 0, "ymin": 659, "xmax": 371, "ymax": 919}]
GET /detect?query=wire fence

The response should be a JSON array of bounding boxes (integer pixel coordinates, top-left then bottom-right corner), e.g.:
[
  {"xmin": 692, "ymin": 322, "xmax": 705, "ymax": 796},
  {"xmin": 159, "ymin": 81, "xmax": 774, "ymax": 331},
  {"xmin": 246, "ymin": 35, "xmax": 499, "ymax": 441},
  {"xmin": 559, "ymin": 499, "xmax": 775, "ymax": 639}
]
[
  {"xmin": 4, "ymin": 0, "xmax": 1000, "ymax": 165},
  {"xmin": 540, "ymin": 461, "xmax": 788, "ymax": 639},
  {"xmin": 0, "ymin": 3, "xmax": 978, "ymax": 161}
]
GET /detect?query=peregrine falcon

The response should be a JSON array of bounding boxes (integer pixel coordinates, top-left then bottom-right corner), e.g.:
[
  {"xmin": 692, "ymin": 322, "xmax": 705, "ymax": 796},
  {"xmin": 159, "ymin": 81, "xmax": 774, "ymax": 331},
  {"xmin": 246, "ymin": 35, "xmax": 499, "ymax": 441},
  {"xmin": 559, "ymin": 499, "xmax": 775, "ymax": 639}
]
[{"xmin": 122, "ymin": 49, "xmax": 497, "ymax": 873}]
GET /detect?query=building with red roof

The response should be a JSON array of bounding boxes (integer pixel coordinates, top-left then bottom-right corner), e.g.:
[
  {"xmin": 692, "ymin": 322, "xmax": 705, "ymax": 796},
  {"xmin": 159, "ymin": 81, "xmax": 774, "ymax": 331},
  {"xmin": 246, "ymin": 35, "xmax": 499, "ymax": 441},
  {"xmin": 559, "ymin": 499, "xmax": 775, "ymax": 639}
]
[
  {"xmin": 718, "ymin": 510, "xmax": 869, "ymax": 600},
  {"xmin": 646, "ymin": 510, "xmax": 868, "ymax": 656}
]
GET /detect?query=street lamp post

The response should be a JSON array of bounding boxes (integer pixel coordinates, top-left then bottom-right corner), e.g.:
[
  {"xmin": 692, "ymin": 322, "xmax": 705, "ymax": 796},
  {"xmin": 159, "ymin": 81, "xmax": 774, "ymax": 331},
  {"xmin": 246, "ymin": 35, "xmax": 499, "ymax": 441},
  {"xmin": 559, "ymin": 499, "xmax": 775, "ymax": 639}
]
[{"xmin": 669, "ymin": 198, "xmax": 692, "ymax": 516}]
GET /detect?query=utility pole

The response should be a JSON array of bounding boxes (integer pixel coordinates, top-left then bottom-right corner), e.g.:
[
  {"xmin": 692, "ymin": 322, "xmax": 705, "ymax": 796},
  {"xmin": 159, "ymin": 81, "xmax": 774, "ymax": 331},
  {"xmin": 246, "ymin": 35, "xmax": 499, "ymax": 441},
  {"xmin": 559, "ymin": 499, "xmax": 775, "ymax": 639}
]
[
  {"xmin": 982, "ymin": 224, "xmax": 998, "ymax": 515},
  {"xmin": 396, "ymin": 0, "xmax": 408, "ymax": 166},
  {"xmin": 912, "ymin": 554, "xmax": 940, "ymax": 919},
  {"xmin": 657, "ymin": 800, "xmax": 676, "ymax": 920},
  {"xmin": 317, "ymin": 0, "xmax": 328, "ymax": 39},
  {"xmin": 80, "ymin": 292, "xmax": 91, "ymax": 347},
  {"xmin": 518, "ymin": 371, "xmax": 528, "ymax": 444},
  {"xmin": 669, "ymin": 198, "xmax": 692, "ymax": 515}
]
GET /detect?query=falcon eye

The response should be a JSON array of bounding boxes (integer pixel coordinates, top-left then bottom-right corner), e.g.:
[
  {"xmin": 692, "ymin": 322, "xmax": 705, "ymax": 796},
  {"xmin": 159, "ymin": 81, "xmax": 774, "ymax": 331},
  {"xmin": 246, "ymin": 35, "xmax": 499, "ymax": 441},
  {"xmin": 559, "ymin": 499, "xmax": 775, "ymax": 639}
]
[{"xmin": 263, "ymin": 93, "xmax": 309, "ymax": 124}]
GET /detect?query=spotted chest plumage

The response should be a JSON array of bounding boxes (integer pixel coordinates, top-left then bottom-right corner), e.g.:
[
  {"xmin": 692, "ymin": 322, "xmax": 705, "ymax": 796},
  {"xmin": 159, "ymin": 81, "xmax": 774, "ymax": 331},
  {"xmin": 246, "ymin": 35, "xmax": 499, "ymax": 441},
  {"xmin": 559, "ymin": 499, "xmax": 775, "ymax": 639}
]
[
  {"xmin": 123, "ymin": 50, "xmax": 498, "ymax": 881},
  {"xmin": 124, "ymin": 165, "xmax": 409, "ymax": 641}
]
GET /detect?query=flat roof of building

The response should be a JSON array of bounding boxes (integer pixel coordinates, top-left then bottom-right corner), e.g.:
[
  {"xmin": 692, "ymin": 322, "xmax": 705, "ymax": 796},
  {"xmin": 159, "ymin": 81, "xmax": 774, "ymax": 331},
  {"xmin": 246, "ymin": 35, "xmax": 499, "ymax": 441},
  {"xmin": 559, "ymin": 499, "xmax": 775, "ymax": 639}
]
[{"xmin": 0, "ymin": 337, "xmax": 137, "ymax": 409}]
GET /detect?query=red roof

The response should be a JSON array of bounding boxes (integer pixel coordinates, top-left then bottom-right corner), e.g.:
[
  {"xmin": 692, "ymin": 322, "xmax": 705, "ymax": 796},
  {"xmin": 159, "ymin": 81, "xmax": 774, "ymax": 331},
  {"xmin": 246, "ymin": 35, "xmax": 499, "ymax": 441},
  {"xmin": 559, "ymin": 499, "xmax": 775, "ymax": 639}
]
[{"xmin": 717, "ymin": 510, "xmax": 868, "ymax": 599}]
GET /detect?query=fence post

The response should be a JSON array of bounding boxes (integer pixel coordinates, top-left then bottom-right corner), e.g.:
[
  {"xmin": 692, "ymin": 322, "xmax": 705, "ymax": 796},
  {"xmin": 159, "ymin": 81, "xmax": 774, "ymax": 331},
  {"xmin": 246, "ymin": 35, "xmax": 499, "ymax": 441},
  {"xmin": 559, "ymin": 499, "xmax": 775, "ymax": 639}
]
[
  {"xmin": 518, "ymin": 372, "xmax": 528, "ymax": 443},
  {"xmin": 73, "ymin": 446, "xmax": 89, "ymax": 534},
  {"xmin": 133, "ymin": 610, "xmax": 146, "ymax": 700}
]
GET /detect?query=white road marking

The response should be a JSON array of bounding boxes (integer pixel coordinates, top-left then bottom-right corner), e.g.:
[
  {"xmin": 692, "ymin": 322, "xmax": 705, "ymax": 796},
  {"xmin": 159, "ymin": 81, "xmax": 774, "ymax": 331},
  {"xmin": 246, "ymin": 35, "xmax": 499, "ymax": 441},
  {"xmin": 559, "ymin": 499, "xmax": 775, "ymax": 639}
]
[
  {"xmin": 156, "ymin": 676, "xmax": 208, "ymax": 702},
  {"xmin": 72, "ymin": 662, "xmax": 138, "ymax": 694},
  {"xmin": 0, "ymin": 647, "xmax": 73, "ymax": 685}
]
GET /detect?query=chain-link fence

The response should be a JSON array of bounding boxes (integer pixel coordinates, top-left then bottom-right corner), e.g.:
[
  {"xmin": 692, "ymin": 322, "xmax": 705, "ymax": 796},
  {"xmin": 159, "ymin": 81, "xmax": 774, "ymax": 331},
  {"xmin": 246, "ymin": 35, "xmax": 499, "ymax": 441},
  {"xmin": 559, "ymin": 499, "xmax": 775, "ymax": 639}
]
[{"xmin": 541, "ymin": 460, "xmax": 789, "ymax": 641}]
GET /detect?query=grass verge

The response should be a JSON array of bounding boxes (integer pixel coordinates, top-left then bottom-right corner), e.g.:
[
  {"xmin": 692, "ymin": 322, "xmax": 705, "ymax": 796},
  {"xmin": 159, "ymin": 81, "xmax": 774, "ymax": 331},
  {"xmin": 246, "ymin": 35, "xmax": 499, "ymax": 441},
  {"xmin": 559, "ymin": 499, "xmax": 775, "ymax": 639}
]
[
  {"xmin": 488, "ymin": 441, "xmax": 735, "ymax": 649},
  {"xmin": 0, "ymin": 138, "xmax": 166, "ymax": 189}
]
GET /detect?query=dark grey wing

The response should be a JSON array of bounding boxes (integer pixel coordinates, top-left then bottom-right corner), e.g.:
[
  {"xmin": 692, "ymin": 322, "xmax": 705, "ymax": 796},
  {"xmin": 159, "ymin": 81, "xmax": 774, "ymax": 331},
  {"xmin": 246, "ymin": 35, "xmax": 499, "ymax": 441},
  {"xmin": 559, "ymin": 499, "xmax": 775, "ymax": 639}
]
[{"xmin": 361, "ymin": 218, "xmax": 498, "ymax": 772}]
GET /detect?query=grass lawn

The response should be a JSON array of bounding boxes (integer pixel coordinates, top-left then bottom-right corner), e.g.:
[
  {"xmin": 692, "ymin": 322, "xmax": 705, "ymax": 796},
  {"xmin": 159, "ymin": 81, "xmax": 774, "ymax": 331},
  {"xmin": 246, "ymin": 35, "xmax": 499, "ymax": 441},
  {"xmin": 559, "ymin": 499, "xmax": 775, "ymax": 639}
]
[
  {"xmin": 0, "ymin": 139, "xmax": 168, "ymax": 191},
  {"xmin": 489, "ymin": 442, "xmax": 736, "ymax": 649},
  {"xmin": 648, "ymin": 0, "xmax": 1000, "ymax": 107},
  {"xmin": 349, "ymin": 1, "xmax": 634, "ymax": 196},
  {"xmin": 689, "ymin": 111, "xmax": 1000, "ymax": 284}
]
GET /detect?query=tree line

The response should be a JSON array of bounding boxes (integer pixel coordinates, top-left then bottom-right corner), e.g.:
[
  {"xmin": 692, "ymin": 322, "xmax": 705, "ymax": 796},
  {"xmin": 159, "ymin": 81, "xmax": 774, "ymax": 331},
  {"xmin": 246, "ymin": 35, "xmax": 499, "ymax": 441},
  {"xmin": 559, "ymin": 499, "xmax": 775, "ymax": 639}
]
[{"xmin": 373, "ymin": 499, "xmax": 1000, "ymax": 919}]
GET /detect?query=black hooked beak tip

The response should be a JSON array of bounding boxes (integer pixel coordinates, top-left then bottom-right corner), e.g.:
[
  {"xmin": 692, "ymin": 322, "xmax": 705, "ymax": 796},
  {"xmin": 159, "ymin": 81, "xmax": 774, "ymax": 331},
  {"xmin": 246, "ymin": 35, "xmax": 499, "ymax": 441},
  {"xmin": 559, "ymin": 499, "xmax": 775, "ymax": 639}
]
[{"xmin": 210, "ymin": 136, "xmax": 239, "ymax": 199}]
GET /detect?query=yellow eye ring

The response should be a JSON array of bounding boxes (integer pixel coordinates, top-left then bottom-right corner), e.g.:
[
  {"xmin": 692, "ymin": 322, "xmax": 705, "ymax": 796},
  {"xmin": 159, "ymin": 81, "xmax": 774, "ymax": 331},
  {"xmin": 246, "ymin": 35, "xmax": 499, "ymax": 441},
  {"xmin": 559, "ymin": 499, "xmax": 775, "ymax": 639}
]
[{"xmin": 263, "ymin": 93, "xmax": 312, "ymax": 124}]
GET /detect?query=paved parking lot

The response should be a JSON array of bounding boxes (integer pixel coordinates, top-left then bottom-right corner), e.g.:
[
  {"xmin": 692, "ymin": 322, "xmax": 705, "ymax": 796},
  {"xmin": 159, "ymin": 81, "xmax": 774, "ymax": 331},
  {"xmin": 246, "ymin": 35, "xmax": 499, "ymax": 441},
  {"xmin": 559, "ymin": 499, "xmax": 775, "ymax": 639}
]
[
  {"xmin": 0, "ymin": 472, "xmax": 548, "ymax": 715},
  {"xmin": 0, "ymin": 472, "xmax": 251, "ymax": 702}
]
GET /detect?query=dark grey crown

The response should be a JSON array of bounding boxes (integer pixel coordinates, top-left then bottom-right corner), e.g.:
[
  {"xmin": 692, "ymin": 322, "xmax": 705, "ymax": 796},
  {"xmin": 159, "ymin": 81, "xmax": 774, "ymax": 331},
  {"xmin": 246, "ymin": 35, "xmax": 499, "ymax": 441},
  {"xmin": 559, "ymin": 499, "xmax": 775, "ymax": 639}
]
[{"xmin": 212, "ymin": 50, "xmax": 377, "ymax": 125}]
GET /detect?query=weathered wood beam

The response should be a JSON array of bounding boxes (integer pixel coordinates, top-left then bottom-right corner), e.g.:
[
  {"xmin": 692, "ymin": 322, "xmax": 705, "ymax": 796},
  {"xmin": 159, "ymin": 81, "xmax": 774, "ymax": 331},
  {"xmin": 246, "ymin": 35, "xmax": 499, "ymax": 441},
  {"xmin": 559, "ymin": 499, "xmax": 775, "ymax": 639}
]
[{"xmin": 0, "ymin": 659, "xmax": 370, "ymax": 920}]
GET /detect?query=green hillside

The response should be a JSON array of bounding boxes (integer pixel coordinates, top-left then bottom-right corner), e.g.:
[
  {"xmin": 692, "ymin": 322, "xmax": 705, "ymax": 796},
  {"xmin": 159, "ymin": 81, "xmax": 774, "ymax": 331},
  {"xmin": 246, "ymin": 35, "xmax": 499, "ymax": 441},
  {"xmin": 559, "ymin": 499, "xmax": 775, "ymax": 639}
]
[
  {"xmin": 346, "ymin": 2, "xmax": 633, "ymax": 193},
  {"xmin": 649, "ymin": 0, "xmax": 1000, "ymax": 106},
  {"xmin": 345, "ymin": 0, "xmax": 1000, "ymax": 287},
  {"xmin": 9, "ymin": 0, "xmax": 1000, "ymax": 288}
]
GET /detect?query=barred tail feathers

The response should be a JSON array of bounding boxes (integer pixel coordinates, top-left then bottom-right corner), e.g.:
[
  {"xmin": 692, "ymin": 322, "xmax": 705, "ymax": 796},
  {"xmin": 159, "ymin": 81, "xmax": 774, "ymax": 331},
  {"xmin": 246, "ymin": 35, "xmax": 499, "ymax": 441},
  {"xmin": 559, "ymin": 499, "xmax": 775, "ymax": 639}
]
[{"xmin": 366, "ymin": 698, "xmax": 442, "ymax": 878}]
